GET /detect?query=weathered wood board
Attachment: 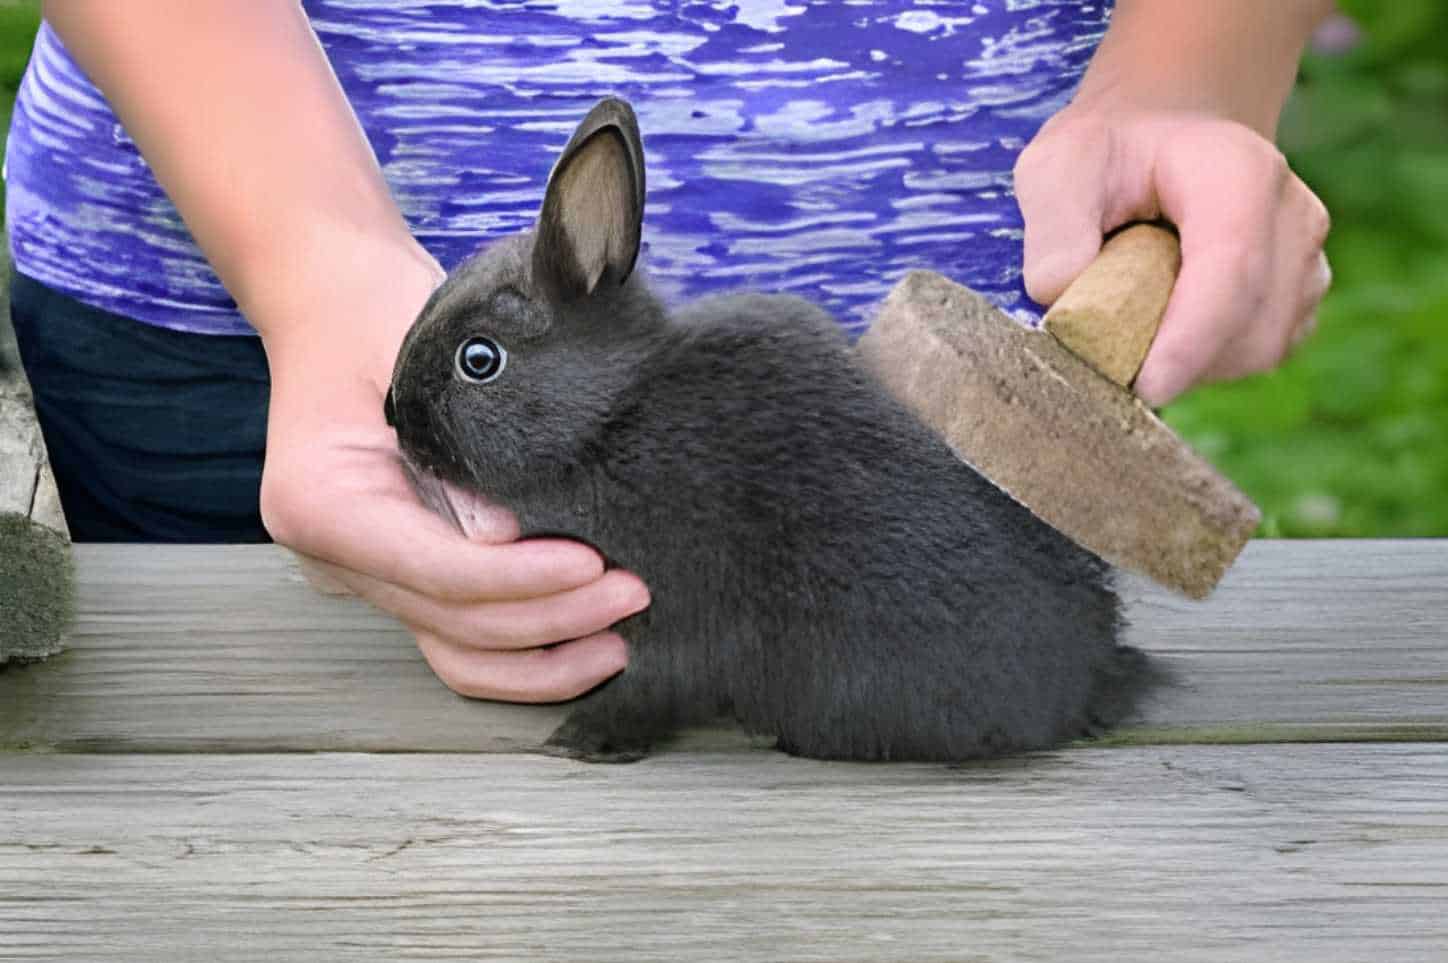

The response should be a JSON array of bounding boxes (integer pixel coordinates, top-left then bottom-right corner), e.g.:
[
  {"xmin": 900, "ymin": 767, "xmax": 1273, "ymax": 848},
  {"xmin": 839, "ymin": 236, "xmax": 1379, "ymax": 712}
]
[
  {"xmin": 2, "ymin": 745, "xmax": 1447, "ymax": 962},
  {"xmin": 2, "ymin": 540, "xmax": 1446, "ymax": 961},
  {"xmin": 1, "ymin": 540, "xmax": 1445, "ymax": 752},
  {"xmin": 0, "ymin": 245, "xmax": 74, "ymax": 665},
  {"xmin": 1, "ymin": 239, "xmax": 65, "ymax": 539},
  {"xmin": 0, "ymin": 357, "xmax": 69, "ymax": 540}
]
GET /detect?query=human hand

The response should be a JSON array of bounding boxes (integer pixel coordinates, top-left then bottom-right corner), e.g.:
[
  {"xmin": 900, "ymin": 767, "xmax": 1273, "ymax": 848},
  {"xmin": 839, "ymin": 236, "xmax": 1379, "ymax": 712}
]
[
  {"xmin": 1014, "ymin": 103, "xmax": 1331, "ymax": 408},
  {"xmin": 258, "ymin": 247, "xmax": 649, "ymax": 703},
  {"xmin": 1013, "ymin": 0, "xmax": 1333, "ymax": 414},
  {"xmin": 39, "ymin": 2, "xmax": 648, "ymax": 700}
]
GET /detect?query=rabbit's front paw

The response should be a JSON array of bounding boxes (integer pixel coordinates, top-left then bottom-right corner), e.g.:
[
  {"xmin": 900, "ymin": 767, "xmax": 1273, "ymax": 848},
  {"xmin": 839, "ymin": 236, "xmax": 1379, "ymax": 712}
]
[{"xmin": 544, "ymin": 711, "xmax": 658, "ymax": 764}]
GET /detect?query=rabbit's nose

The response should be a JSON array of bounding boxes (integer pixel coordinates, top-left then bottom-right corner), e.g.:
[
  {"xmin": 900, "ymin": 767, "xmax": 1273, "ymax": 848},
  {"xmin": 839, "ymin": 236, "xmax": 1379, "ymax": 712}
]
[{"xmin": 383, "ymin": 387, "xmax": 397, "ymax": 427}]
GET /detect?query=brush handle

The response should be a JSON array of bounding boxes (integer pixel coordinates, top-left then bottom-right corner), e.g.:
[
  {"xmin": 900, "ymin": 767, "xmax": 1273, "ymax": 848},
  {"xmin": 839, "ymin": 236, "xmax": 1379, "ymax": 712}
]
[{"xmin": 1041, "ymin": 223, "xmax": 1182, "ymax": 389}]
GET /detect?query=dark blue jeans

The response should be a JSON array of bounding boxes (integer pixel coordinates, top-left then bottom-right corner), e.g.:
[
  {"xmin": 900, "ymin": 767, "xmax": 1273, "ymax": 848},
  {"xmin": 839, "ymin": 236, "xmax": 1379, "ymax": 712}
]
[{"xmin": 9, "ymin": 272, "xmax": 271, "ymax": 543}]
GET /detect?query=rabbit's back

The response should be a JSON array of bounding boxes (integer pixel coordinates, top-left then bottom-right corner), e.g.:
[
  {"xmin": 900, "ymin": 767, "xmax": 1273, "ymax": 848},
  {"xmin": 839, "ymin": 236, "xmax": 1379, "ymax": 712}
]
[{"xmin": 526, "ymin": 292, "xmax": 1131, "ymax": 761}]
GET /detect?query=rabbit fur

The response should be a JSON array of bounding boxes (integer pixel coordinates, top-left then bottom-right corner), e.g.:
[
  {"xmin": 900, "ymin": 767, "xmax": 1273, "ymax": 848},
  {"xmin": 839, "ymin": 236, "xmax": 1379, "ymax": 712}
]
[{"xmin": 386, "ymin": 97, "xmax": 1150, "ymax": 763}]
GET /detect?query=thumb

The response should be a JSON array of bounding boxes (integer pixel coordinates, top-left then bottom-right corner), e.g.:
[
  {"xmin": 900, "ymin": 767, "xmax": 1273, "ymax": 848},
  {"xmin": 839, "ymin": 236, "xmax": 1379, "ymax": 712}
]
[{"xmin": 1013, "ymin": 136, "xmax": 1109, "ymax": 306}]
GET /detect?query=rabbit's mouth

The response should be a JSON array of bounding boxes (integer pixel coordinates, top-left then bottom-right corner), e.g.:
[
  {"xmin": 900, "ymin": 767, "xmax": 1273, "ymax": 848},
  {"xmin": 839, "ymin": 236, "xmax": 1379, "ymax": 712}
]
[
  {"xmin": 398, "ymin": 454, "xmax": 512, "ymax": 540},
  {"xmin": 388, "ymin": 381, "xmax": 485, "ymax": 518},
  {"xmin": 383, "ymin": 387, "xmax": 399, "ymax": 428}
]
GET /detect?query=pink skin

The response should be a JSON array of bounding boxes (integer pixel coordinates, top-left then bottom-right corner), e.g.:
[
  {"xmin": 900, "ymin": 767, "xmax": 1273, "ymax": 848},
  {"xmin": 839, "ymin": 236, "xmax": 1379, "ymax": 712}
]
[
  {"xmin": 45, "ymin": 2, "xmax": 645, "ymax": 706},
  {"xmin": 1015, "ymin": 108, "xmax": 1332, "ymax": 407},
  {"xmin": 1014, "ymin": 0, "xmax": 1336, "ymax": 408},
  {"xmin": 282, "ymin": 451, "xmax": 649, "ymax": 703}
]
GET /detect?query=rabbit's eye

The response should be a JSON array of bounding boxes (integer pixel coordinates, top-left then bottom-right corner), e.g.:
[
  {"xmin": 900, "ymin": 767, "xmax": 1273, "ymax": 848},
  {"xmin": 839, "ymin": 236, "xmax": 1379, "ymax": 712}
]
[{"xmin": 455, "ymin": 336, "xmax": 507, "ymax": 383}]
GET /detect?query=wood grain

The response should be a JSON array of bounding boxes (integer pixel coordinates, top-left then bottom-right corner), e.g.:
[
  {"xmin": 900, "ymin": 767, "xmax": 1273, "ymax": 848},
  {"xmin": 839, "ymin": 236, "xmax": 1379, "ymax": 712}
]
[
  {"xmin": 2, "ymin": 745, "xmax": 1446, "ymax": 962},
  {"xmin": 0, "ymin": 260, "xmax": 72, "ymax": 664},
  {"xmin": 0, "ymin": 344, "xmax": 66, "ymax": 540},
  {"xmin": 1, "ymin": 540, "xmax": 1445, "ymax": 753},
  {"xmin": 0, "ymin": 544, "xmax": 565, "ymax": 753},
  {"xmin": 0, "ymin": 243, "xmax": 65, "ymax": 541},
  {"xmin": 1043, "ymin": 223, "xmax": 1181, "ymax": 388},
  {"xmin": 2, "ymin": 540, "xmax": 1446, "ymax": 961}
]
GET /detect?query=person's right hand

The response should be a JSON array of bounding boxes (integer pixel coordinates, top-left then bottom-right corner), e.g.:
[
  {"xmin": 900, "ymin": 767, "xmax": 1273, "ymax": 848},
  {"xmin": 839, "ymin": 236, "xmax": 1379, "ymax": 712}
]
[{"xmin": 258, "ymin": 246, "xmax": 649, "ymax": 703}]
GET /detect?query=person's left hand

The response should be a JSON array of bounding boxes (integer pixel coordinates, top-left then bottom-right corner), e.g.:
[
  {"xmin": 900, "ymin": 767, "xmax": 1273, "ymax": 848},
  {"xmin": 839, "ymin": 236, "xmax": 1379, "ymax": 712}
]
[{"xmin": 1013, "ymin": 100, "xmax": 1332, "ymax": 407}]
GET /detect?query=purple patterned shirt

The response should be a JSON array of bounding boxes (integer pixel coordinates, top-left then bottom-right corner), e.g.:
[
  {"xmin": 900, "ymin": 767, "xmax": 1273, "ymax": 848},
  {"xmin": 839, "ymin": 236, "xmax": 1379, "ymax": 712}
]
[{"xmin": 4, "ymin": 1, "xmax": 1112, "ymax": 337}]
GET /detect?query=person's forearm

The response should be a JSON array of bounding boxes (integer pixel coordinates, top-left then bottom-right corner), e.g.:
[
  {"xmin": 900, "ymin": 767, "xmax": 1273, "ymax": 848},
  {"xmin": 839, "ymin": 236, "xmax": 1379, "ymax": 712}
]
[
  {"xmin": 42, "ymin": 1, "xmax": 440, "ymax": 376},
  {"xmin": 1078, "ymin": 0, "xmax": 1337, "ymax": 136}
]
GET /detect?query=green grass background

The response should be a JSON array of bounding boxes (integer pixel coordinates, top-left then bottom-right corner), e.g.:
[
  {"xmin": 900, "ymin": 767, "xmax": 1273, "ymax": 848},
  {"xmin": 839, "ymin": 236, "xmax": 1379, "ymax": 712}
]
[
  {"xmin": 0, "ymin": 1, "xmax": 37, "ymax": 165},
  {"xmin": 0, "ymin": 1, "xmax": 1443, "ymax": 537},
  {"xmin": 1167, "ymin": 0, "xmax": 1448, "ymax": 537}
]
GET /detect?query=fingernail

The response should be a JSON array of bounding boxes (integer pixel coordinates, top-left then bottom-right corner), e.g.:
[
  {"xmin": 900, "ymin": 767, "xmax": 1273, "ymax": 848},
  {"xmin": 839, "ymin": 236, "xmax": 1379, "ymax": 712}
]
[
  {"xmin": 593, "ymin": 632, "xmax": 630, "ymax": 671},
  {"xmin": 1027, "ymin": 249, "xmax": 1096, "ymax": 305},
  {"xmin": 618, "ymin": 574, "xmax": 651, "ymax": 614},
  {"xmin": 1291, "ymin": 312, "xmax": 1319, "ymax": 348},
  {"xmin": 566, "ymin": 548, "xmax": 608, "ymax": 581},
  {"xmin": 1023, "ymin": 257, "xmax": 1065, "ymax": 303},
  {"xmin": 1132, "ymin": 369, "xmax": 1178, "ymax": 409}
]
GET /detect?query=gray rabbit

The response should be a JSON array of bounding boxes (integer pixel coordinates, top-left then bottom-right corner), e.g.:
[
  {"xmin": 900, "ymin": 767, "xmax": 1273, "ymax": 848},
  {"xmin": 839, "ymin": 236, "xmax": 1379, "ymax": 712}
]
[{"xmin": 385, "ymin": 97, "xmax": 1150, "ymax": 762}]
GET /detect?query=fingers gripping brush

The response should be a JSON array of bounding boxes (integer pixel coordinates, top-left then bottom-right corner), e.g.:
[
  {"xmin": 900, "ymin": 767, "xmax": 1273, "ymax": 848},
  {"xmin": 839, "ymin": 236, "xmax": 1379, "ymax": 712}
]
[{"xmin": 856, "ymin": 224, "xmax": 1260, "ymax": 600}]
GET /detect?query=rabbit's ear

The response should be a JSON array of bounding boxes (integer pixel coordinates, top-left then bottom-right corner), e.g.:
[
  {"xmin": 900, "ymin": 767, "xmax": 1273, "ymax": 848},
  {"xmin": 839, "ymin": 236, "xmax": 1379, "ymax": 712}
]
[{"xmin": 532, "ymin": 97, "xmax": 646, "ymax": 301}]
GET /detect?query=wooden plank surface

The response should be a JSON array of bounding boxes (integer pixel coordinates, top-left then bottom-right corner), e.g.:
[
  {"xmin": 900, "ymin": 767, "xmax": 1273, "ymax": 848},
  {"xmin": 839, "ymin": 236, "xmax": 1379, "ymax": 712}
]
[
  {"xmin": 3, "ymin": 744, "xmax": 1447, "ymax": 962},
  {"xmin": 0, "ymin": 245, "xmax": 72, "ymax": 665},
  {"xmin": 0, "ymin": 371, "xmax": 66, "ymax": 538},
  {"xmin": 1, "ymin": 540, "xmax": 1446, "ymax": 752},
  {"xmin": 3, "ymin": 541, "xmax": 1446, "ymax": 960},
  {"xmin": 0, "ymin": 241, "xmax": 66, "ymax": 541}
]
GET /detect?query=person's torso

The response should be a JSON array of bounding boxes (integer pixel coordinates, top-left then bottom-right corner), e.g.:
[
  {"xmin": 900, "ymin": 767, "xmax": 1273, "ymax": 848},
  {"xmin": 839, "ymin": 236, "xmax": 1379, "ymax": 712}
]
[{"xmin": 4, "ymin": 0, "xmax": 1113, "ymax": 336}]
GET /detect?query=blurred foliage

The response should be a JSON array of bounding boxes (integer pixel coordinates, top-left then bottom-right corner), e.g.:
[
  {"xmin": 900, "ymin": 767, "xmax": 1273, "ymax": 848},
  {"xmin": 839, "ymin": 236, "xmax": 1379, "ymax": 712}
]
[
  {"xmin": 1162, "ymin": 2, "xmax": 1448, "ymax": 536},
  {"xmin": 1332, "ymin": 0, "xmax": 1448, "ymax": 69},
  {"xmin": 0, "ymin": 2, "xmax": 1442, "ymax": 535},
  {"xmin": 0, "ymin": 1, "xmax": 40, "ymax": 207},
  {"xmin": 0, "ymin": 2, "xmax": 36, "ymax": 95}
]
